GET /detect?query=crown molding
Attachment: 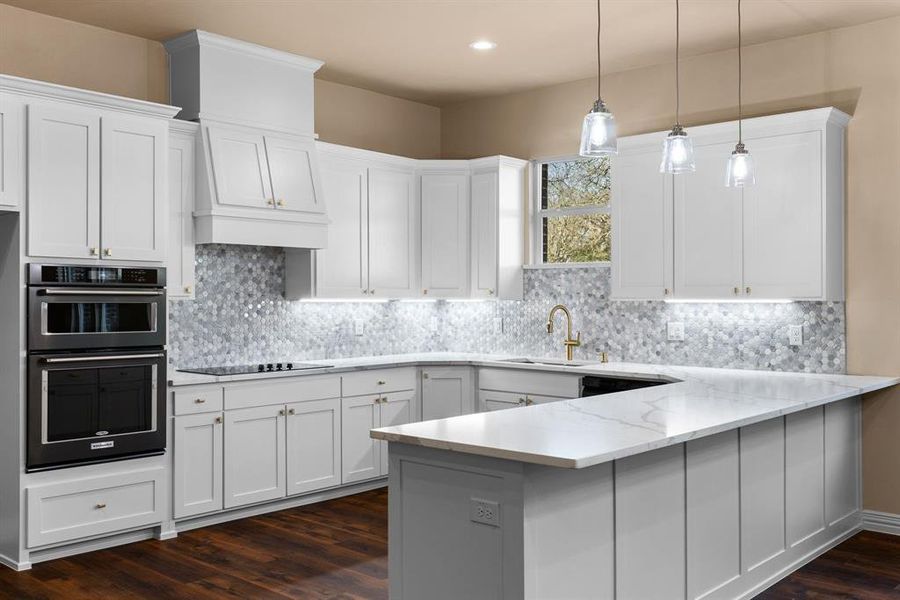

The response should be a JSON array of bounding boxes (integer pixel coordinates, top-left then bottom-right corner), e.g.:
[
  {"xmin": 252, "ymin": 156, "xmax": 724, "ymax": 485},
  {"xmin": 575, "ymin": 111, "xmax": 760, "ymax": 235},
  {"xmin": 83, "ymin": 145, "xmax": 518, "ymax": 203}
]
[{"xmin": 164, "ymin": 30, "xmax": 324, "ymax": 73}]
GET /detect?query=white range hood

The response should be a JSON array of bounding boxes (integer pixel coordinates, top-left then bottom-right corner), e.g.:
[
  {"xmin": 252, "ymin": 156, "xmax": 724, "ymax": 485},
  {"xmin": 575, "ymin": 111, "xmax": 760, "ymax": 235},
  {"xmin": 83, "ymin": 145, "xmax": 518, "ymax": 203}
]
[{"xmin": 165, "ymin": 30, "xmax": 329, "ymax": 249}]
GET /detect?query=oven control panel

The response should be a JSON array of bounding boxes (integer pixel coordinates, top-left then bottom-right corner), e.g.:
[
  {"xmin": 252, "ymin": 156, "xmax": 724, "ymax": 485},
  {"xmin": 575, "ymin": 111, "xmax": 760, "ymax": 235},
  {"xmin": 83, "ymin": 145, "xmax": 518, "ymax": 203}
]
[{"xmin": 28, "ymin": 264, "xmax": 166, "ymax": 287}]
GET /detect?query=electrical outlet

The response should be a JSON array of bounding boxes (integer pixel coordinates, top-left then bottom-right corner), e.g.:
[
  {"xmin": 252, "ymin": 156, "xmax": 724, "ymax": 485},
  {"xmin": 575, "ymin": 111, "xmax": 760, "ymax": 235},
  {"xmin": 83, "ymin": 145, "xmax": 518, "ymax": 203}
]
[
  {"xmin": 493, "ymin": 317, "xmax": 504, "ymax": 335},
  {"xmin": 667, "ymin": 321, "xmax": 685, "ymax": 342},
  {"xmin": 788, "ymin": 325, "xmax": 803, "ymax": 346},
  {"xmin": 353, "ymin": 319, "xmax": 365, "ymax": 336},
  {"xmin": 470, "ymin": 498, "xmax": 500, "ymax": 527},
  {"xmin": 430, "ymin": 316, "xmax": 440, "ymax": 331}
]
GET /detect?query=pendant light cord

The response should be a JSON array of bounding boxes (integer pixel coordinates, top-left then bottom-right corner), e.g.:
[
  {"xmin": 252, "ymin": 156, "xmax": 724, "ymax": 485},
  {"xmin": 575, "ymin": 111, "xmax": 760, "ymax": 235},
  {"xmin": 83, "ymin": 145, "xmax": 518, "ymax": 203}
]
[
  {"xmin": 597, "ymin": 0, "xmax": 602, "ymax": 99},
  {"xmin": 738, "ymin": 0, "xmax": 743, "ymax": 143},
  {"xmin": 675, "ymin": 0, "xmax": 681, "ymax": 125}
]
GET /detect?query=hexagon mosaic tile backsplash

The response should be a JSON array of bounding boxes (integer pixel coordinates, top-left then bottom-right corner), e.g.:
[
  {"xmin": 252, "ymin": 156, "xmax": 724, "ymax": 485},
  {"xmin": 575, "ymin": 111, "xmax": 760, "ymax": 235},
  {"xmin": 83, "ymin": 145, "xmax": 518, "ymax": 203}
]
[{"xmin": 168, "ymin": 245, "xmax": 846, "ymax": 373}]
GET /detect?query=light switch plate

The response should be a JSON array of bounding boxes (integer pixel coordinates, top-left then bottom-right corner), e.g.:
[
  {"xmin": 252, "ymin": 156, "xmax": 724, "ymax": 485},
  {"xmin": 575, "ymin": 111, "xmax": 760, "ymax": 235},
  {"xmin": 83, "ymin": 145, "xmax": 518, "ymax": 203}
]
[
  {"xmin": 470, "ymin": 498, "xmax": 500, "ymax": 527},
  {"xmin": 667, "ymin": 321, "xmax": 685, "ymax": 342},
  {"xmin": 789, "ymin": 325, "xmax": 803, "ymax": 346},
  {"xmin": 353, "ymin": 319, "xmax": 365, "ymax": 336}
]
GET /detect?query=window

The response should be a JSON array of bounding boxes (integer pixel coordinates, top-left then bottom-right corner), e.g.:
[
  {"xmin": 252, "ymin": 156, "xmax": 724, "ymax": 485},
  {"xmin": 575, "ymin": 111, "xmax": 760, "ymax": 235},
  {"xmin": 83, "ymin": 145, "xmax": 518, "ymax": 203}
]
[{"xmin": 535, "ymin": 157, "xmax": 611, "ymax": 264}]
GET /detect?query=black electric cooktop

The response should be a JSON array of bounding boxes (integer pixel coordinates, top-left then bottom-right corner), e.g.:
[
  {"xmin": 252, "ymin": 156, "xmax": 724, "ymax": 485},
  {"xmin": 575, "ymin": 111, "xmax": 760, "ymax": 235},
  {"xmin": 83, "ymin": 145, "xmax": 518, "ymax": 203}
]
[{"xmin": 178, "ymin": 362, "xmax": 330, "ymax": 376}]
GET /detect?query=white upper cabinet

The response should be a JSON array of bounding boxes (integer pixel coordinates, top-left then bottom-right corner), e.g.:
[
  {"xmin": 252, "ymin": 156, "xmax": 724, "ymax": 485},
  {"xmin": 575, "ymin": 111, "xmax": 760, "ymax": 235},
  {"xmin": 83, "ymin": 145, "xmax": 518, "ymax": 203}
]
[
  {"xmin": 168, "ymin": 122, "xmax": 198, "ymax": 298},
  {"xmin": 27, "ymin": 103, "xmax": 101, "ymax": 260},
  {"xmin": 470, "ymin": 157, "xmax": 527, "ymax": 300},
  {"xmin": 611, "ymin": 136, "xmax": 674, "ymax": 299},
  {"xmin": 367, "ymin": 165, "xmax": 419, "ymax": 298},
  {"xmin": 674, "ymin": 141, "xmax": 743, "ymax": 299},
  {"xmin": 742, "ymin": 130, "xmax": 828, "ymax": 299},
  {"xmin": 0, "ymin": 95, "xmax": 24, "ymax": 210},
  {"xmin": 206, "ymin": 125, "xmax": 273, "ymax": 210},
  {"xmin": 421, "ymin": 170, "xmax": 469, "ymax": 298},
  {"xmin": 267, "ymin": 135, "xmax": 324, "ymax": 215},
  {"xmin": 100, "ymin": 114, "xmax": 168, "ymax": 262},
  {"xmin": 613, "ymin": 108, "xmax": 847, "ymax": 301},
  {"xmin": 314, "ymin": 153, "xmax": 369, "ymax": 298}
]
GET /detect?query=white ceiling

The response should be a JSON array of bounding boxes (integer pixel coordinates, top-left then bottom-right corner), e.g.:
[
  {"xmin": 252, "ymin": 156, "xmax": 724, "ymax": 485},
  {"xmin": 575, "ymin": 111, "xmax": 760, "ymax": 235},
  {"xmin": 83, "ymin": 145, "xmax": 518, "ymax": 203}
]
[{"xmin": 6, "ymin": 0, "xmax": 900, "ymax": 106}]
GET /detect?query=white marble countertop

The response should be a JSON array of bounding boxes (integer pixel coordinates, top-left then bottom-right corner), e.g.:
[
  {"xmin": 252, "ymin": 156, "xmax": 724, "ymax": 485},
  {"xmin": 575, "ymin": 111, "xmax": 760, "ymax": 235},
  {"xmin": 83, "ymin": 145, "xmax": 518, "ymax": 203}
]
[{"xmin": 170, "ymin": 353, "xmax": 897, "ymax": 469}]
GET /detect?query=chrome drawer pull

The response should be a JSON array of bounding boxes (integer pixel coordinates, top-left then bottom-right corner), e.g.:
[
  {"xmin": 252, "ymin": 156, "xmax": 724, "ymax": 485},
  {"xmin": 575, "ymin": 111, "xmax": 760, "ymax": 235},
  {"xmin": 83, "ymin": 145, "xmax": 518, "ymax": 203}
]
[
  {"xmin": 38, "ymin": 288, "xmax": 164, "ymax": 296},
  {"xmin": 41, "ymin": 353, "xmax": 164, "ymax": 364}
]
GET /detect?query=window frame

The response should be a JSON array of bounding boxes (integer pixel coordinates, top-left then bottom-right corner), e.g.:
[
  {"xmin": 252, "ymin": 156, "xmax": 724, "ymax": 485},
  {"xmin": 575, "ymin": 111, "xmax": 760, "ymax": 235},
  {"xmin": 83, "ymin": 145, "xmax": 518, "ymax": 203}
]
[{"xmin": 530, "ymin": 155, "xmax": 612, "ymax": 268}]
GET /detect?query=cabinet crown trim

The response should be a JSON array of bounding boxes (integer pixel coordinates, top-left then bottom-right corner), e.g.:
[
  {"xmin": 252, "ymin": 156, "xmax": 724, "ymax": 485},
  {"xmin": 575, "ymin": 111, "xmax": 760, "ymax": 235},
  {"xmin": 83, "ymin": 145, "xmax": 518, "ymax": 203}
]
[{"xmin": 164, "ymin": 30, "xmax": 324, "ymax": 72}]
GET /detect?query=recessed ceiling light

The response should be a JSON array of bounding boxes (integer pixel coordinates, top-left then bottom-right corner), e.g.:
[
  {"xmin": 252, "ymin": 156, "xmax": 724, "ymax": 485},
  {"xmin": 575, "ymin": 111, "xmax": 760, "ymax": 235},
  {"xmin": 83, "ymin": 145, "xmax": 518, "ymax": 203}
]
[{"xmin": 469, "ymin": 40, "xmax": 497, "ymax": 51}]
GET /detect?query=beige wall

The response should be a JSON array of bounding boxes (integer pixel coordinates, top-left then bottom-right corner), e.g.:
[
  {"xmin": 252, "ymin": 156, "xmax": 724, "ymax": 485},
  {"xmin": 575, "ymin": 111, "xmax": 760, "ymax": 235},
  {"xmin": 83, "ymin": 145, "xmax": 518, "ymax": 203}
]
[
  {"xmin": 0, "ymin": 4, "xmax": 441, "ymax": 158},
  {"xmin": 443, "ymin": 16, "xmax": 900, "ymax": 514}
]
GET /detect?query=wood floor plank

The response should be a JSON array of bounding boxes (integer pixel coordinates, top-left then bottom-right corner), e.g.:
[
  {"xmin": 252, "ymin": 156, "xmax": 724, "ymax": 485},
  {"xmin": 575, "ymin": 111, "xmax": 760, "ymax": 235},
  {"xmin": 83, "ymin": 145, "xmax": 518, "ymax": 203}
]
[{"xmin": 2, "ymin": 488, "xmax": 896, "ymax": 600}]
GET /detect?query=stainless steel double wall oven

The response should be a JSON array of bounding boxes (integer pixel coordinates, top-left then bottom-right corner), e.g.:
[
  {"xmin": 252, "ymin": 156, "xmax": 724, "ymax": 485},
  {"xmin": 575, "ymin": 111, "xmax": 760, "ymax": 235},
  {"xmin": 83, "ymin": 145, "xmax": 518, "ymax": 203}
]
[{"xmin": 27, "ymin": 264, "xmax": 167, "ymax": 471}]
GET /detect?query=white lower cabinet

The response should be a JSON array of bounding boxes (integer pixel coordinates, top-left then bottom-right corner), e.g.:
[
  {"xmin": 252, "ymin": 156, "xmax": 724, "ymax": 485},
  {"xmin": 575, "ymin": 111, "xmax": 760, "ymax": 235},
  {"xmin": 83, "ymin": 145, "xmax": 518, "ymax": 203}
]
[
  {"xmin": 173, "ymin": 412, "xmax": 223, "ymax": 519},
  {"xmin": 224, "ymin": 405, "xmax": 286, "ymax": 509},
  {"xmin": 342, "ymin": 388, "xmax": 417, "ymax": 483},
  {"xmin": 286, "ymin": 398, "xmax": 342, "ymax": 495},
  {"xmin": 478, "ymin": 389, "xmax": 569, "ymax": 411},
  {"xmin": 421, "ymin": 367, "xmax": 474, "ymax": 420}
]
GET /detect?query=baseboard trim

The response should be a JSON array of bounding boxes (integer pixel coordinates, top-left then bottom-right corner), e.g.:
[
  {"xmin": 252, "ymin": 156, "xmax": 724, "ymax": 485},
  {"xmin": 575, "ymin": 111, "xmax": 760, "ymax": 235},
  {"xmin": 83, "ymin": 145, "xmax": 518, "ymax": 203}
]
[
  {"xmin": 174, "ymin": 478, "xmax": 387, "ymax": 533},
  {"xmin": 862, "ymin": 510, "xmax": 900, "ymax": 536},
  {"xmin": 0, "ymin": 552, "xmax": 31, "ymax": 572}
]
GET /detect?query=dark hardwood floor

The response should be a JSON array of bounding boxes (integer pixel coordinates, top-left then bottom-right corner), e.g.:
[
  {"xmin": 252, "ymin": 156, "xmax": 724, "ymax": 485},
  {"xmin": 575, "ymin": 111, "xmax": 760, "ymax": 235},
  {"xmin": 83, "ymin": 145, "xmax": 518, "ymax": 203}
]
[{"xmin": 1, "ymin": 488, "xmax": 898, "ymax": 599}]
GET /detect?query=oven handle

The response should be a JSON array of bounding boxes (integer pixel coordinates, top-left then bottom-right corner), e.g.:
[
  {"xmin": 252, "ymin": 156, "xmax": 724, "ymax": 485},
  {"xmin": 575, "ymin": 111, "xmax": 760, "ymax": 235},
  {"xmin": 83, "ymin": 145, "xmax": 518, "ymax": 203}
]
[
  {"xmin": 41, "ymin": 353, "xmax": 165, "ymax": 364},
  {"xmin": 37, "ymin": 289, "xmax": 164, "ymax": 296}
]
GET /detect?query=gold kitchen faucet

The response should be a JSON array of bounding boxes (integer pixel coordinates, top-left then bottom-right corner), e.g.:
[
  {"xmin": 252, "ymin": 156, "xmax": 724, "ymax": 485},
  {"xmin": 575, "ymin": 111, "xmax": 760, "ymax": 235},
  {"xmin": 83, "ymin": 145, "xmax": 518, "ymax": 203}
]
[{"xmin": 546, "ymin": 304, "xmax": 581, "ymax": 361}]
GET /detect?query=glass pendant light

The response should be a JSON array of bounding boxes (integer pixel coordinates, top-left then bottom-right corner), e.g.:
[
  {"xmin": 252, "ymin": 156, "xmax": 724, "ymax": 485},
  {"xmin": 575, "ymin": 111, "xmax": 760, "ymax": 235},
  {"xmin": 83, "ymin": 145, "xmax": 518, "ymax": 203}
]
[
  {"xmin": 579, "ymin": 0, "xmax": 617, "ymax": 156},
  {"xmin": 725, "ymin": 0, "xmax": 755, "ymax": 186},
  {"xmin": 660, "ymin": 0, "xmax": 695, "ymax": 174}
]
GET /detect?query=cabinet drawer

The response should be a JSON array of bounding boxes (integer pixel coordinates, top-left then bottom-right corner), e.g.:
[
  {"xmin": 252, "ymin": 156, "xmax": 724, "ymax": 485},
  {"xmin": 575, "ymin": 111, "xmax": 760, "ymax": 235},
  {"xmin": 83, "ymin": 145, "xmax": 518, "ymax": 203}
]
[
  {"xmin": 224, "ymin": 375, "xmax": 340, "ymax": 410},
  {"xmin": 342, "ymin": 367, "xmax": 416, "ymax": 397},
  {"xmin": 173, "ymin": 386, "xmax": 224, "ymax": 415},
  {"xmin": 478, "ymin": 389, "xmax": 524, "ymax": 412},
  {"xmin": 478, "ymin": 368, "xmax": 580, "ymax": 398},
  {"xmin": 27, "ymin": 468, "xmax": 164, "ymax": 548}
]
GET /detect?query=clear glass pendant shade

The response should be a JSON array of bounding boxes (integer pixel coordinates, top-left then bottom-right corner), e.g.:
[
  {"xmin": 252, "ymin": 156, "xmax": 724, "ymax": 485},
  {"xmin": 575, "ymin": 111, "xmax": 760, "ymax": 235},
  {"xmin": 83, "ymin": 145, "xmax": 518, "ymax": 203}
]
[
  {"xmin": 579, "ymin": 100, "xmax": 618, "ymax": 156},
  {"xmin": 659, "ymin": 125, "xmax": 695, "ymax": 174},
  {"xmin": 725, "ymin": 143, "xmax": 755, "ymax": 187}
]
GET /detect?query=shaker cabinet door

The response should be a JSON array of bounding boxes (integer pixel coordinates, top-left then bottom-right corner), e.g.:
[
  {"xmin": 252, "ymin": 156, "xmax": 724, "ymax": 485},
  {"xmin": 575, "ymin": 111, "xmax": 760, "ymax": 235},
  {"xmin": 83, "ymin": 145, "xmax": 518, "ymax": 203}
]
[
  {"xmin": 377, "ymin": 390, "xmax": 415, "ymax": 476},
  {"xmin": 266, "ymin": 135, "xmax": 325, "ymax": 215},
  {"xmin": 100, "ymin": 114, "xmax": 168, "ymax": 262},
  {"xmin": 286, "ymin": 398, "xmax": 342, "ymax": 495},
  {"xmin": 470, "ymin": 171, "xmax": 499, "ymax": 298},
  {"xmin": 207, "ymin": 125, "xmax": 274, "ymax": 210},
  {"xmin": 367, "ymin": 166, "xmax": 418, "ymax": 298},
  {"xmin": 224, "ymin": 405, "xmax": 286, "ymax": 508},
  {"xmin": 168, "ymin": 131, "xmax": 196, "ymax": 297},
  {"xmin": 173, "ymin": 412, "xmax": 223, "ymax": 519},
  {"xmin": 27, "ymin": 103, "xmax": 101, "ymax": 259},
  {"xmin": 315, "ymin": 156, "xmax": 369, "ymax": 297},
  {"xmin": 341, "ymin": 395, "xmax": 382, "ymax": 484},
  {"xmin": 421, "ymin": 173, "xmax": 469, "ymax": 297},
  {"xmin": 422, "ymin": 368, "xmax": 474, "ymax": 421},
  {"xmin": 0, "ymin": 96, "xmax": 24, "ymax": 210}
]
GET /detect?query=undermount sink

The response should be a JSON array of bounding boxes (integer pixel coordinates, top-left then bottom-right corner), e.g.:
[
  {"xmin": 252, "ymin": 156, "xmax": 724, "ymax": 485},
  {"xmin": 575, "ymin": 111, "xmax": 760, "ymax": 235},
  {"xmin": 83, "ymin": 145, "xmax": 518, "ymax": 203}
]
[{"xmin": 499, "ymin": 358, "xmax": 587, "ymax": 367}]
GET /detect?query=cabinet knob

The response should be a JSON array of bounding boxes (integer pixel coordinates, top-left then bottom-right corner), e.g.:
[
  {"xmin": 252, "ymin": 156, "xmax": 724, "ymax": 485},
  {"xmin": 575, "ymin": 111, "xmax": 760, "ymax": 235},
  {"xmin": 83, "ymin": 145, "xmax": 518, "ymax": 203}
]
[
  {"xmin": 362, "ymin": 289, "xmax": 368, "ymax": 295},
  {"xmin": 278, "ymin": 409, "xmax": 286, "ymax": 416},
  {"xmin": 95, "ymin": 503, "xmax": 107, "ymax": 510},
  {"xmin": 745, "ymin": 286, "xmax": 751, "ymax": 295},
  {"xmin": 423, "ymin": 289, "xmax": 428, "ymax": 295},
  {"xmin": 369, "ymin": 290, "xmax": 375, "ymax": 295},
  {"xmin": 215, "ymin": 416, "xmax": 222, "ymax": 424},
  {"xmin": 288, "ymin": 408, "xmax": 296, "ymax": 415},
  {"xmin": 423, "ymin": 373, "xmax": 429, "ymax": 379},
  {"xmin": 733, "ymin": 286, "xmax": 740, "ymax": 295},
  {"xmin": 267, "ymin": 198, "xmax": 275, "ymax": 206},
  {"xmin": 525, "ymin": 398, "xmax": 534, "ymax": 406},
  {"xmin": 488, "ymin": 289, "xmax": 494, "ymax": 295},
  {"xmin": 664, "ymin": 288, "xmax": 670, "ymax": 296},
  {"xmin": 377, "ymin": 380, "xmax": 386, "ymax": 385},
  {"xmin": 103, "ymin": 248, "xmax": 112, "ymax": 257},
  {"xmin": 517, "ymin": 397, "xmax": 526, "ymax": 405},
  {"xmin": 277, "ymin": 199, "xmax": 286, "ymax": 207},
  {"xmin": 194, "ymin": 398, "xmax": 206, "ymax": 404},
  {"xmin": 185, "ymin": 285, "xmax": 193, "ymax": 294},
  {"xmin": 89, "ymin": 247, "xmax": 99, "ymax": 256}
]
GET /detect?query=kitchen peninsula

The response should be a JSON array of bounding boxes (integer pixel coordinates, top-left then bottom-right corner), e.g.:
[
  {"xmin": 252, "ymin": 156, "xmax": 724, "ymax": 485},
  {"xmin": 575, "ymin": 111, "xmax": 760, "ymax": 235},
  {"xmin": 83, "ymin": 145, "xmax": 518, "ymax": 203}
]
[{"xmin": 368, "ymin": 356, "xmax": 898, "ymax": 600}]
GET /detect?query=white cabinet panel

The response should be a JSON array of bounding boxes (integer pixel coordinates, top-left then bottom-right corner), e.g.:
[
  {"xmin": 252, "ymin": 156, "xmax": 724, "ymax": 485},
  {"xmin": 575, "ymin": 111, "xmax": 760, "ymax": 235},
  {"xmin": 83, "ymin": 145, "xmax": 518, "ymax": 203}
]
[
  {"xmin": 740, "ymin": 418, "xmax": 786, "ymax": 571},
  {"xmin": 100, "ymin": 114, "xmax": 167, "ymax": 261},
  {"xmin": 742, "ymin": 131, "xmax": 822, "ymax": 299},
  {"xmin": 0, "ymin": 96, "xmax": 23, "ymax": 210},
  {"xmin": 367, "ymin": 166, "xmax": 418, "ymax": 297},
  {"xmin": 785, "ymin": 407, "xmax": 825, "ymax": 546},
  {"xmin": 612, "ymin": 146, "xmax": 674, "ymax": 299},
  {"xmin": 168, "ymin": 129, "xmax": 196, "ymax": 297},
  {"xmin": 27, "ymin": 103, "xmax": 101, "ymax": 259},
  {"xmin": 824, "ymin": 398, "xmax": 860, "ymax": 526},
  {"xmin": 224, "ymin": 405, "xmax": 286, "ymax": 508},
  {"xmin": 421, "ymin": 173, "xmax": 469, "ymax": 297},
  {"xmin": 675, "ymin": 142, "xmax": 743, "ymax": 299},
  {"xmin": 266, "ymin": 134, "xmax": 324, "ymax": 215},
  {"xmin": 315, "ymin": 157, "xmax": 368, "ymax": 297},
  {"xmin": 687, "ymin": 430, "xmax": 740, "ymax": 600},
  {"xmin": 378, "ymin": 390, "xmax": 415, "ymax": 476},
  {"xmin": 479, "ymin": 389, "xmax": 523, "ymax": 412},
  {"xmin": 207, "ymin": 125, "xmax": 273, "ymax": 209},
  {"xmin": 341, "ymin": 395, "xmax": 381, "ymax": 483},
  {"xmin": 470, "ymin": 171, "xmax": 498, "ymax": 298},
  {"xmin": 615, "ymin": 444, "xmax": 686, "ymax": 600},
  {"xmin": 286, "ymin": 398, "xmax": 342, "ymax": 495},
  {"xmin": 173, "ymin": 412, "xmax": 223, "ymax": 519},
  {"xmin": 422, "ymin": 367, "xmax": 474, "ymax": 421}
]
